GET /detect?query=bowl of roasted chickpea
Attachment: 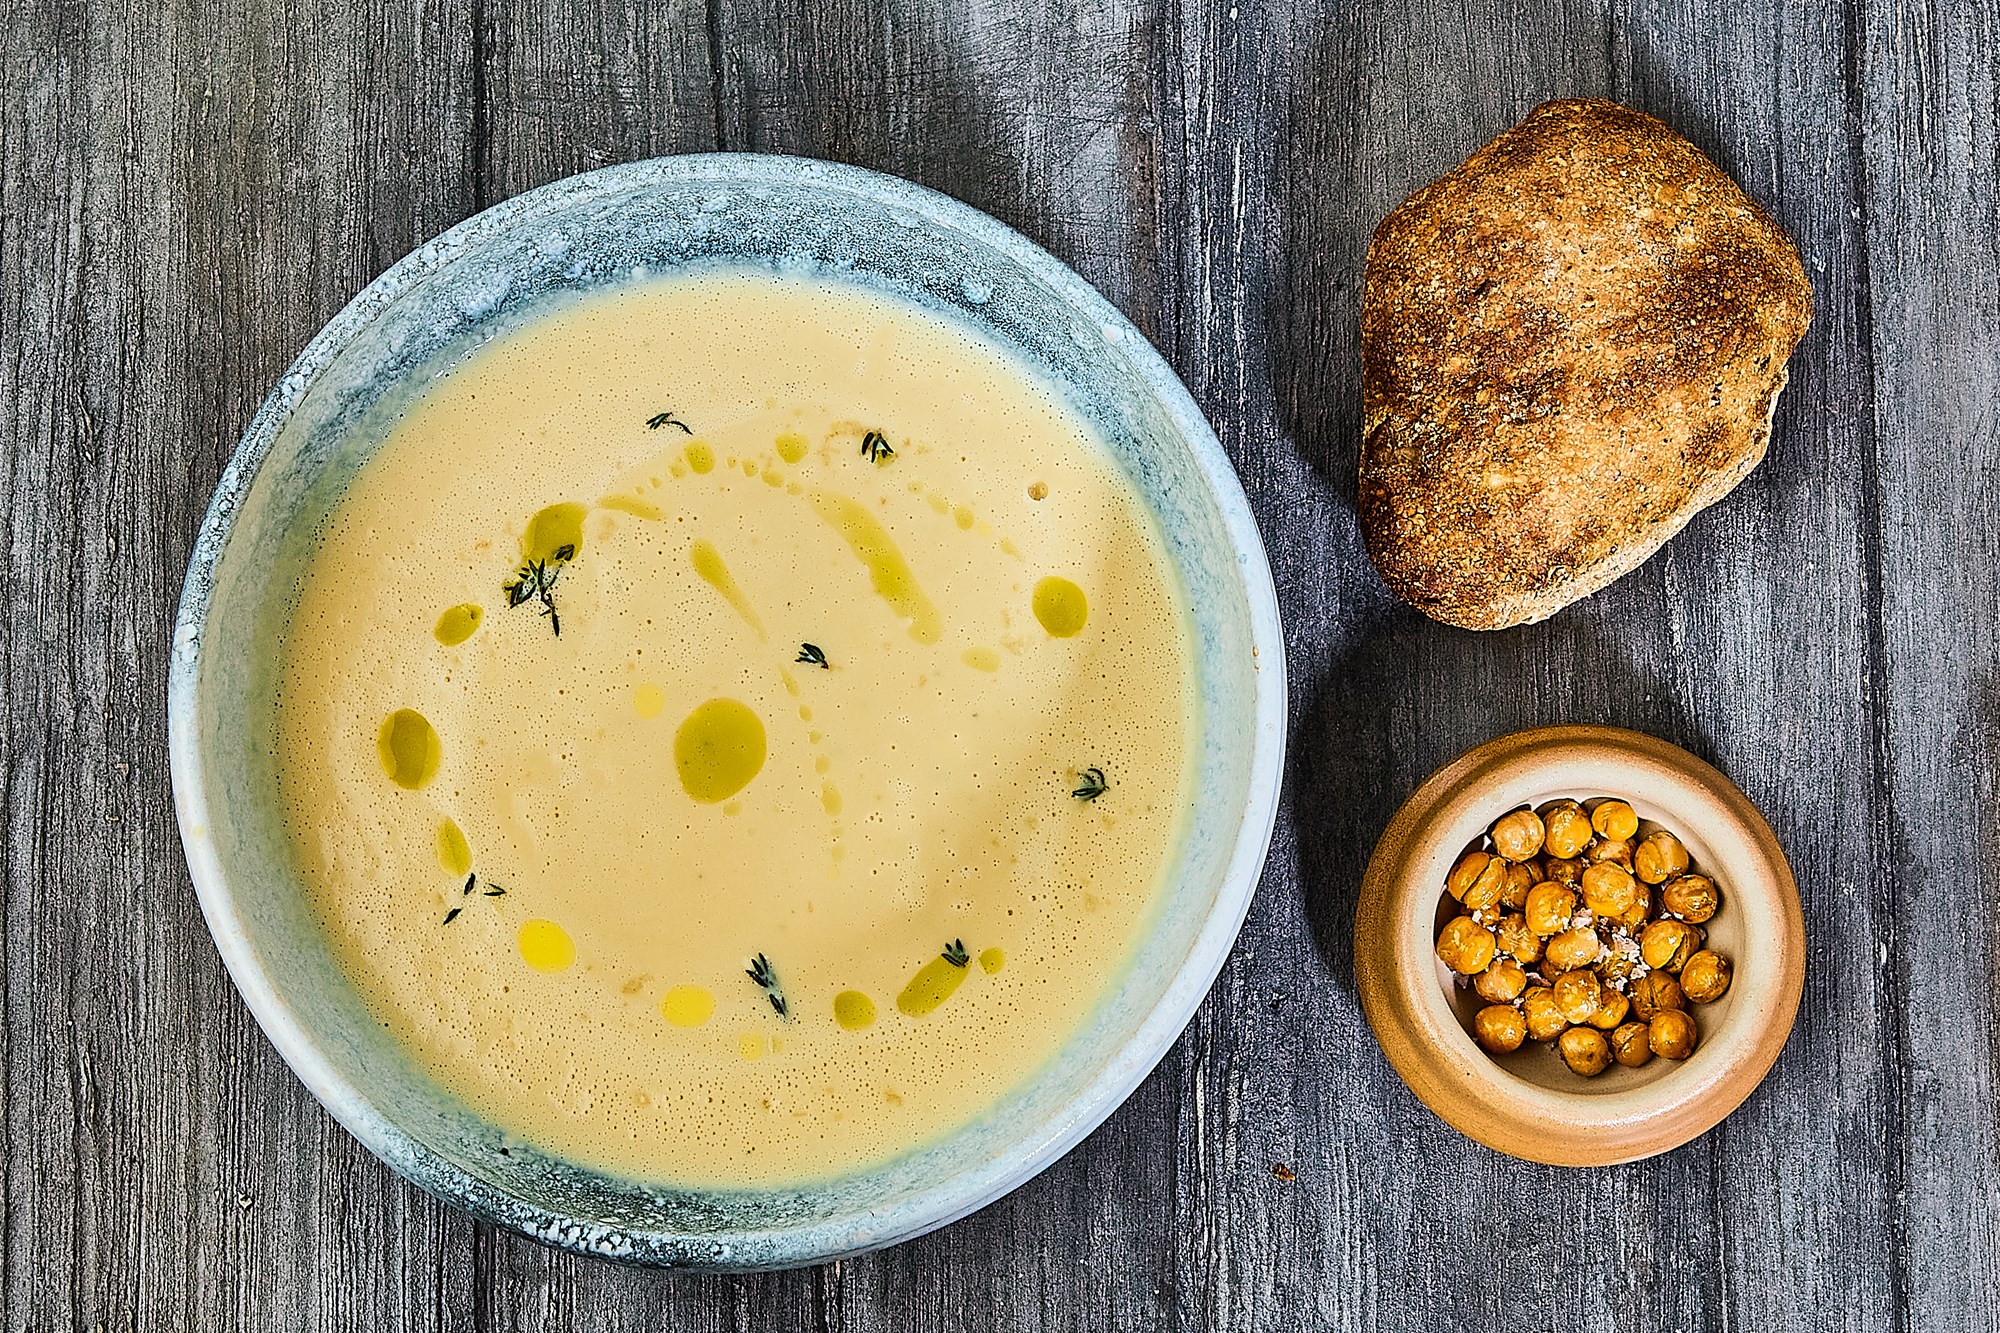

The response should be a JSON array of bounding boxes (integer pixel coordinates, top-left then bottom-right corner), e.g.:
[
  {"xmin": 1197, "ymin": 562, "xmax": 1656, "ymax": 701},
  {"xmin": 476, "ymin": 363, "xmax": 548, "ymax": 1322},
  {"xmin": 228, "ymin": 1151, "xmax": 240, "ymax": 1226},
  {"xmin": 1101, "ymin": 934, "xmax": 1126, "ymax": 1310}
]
[{"xmin": 1354, "ymin": 725, "xmax": 1805, "ymax": 1166}]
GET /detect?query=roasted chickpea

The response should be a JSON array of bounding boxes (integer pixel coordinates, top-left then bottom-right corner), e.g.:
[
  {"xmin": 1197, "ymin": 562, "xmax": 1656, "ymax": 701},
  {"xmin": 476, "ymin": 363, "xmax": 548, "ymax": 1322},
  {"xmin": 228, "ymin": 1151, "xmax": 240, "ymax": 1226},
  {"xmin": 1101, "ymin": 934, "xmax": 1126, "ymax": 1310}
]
[
  {"xmin": 1598, "ymin": 935, "xmax": 1642, "ymax": 984},
  {"xmin": 1629, "ymin": 970, "xmax": 1686, "ymax": 1021},
  {"xmin": 1611, "ymin": 1021, "xmax": 1654, "ymax": 1067},
  {"xmin": 1500, "ymin": 861, "xmax": 1535, "ymax": 911},
  {"xmin": 1591, "ymin": 798, "xmax": 1639, "ymax": 842},
  {"xmin": 1446, "ymin": 851, "xmax": 1494, "ymax": 901},
  {"xmin": 1521, "ymin": 986, "xmax": 1566, "ymax": 1041},
  {"xmin": 1494, "ymin": 913, "xmax": 1542, "ymax": 965},
  {"xmin": 1541, "ymin": 856, "xmax": 1584, "ymax": 885},
  {"xmin": 1634, "ymin": 830, "xmax": 1690, "ymax": 885},
  {"xmin": 1545, "ymin": 926, "xmax": 1602, "ymax": 972},
  {"xmin": 1461, "ymin": 858, "xmax": 1507, "ymax": 913},
  {"xmin": 1614, "ymin": 890, "xmax": 1653, "ymax": 930},
  {"xmin": 1585, "ymin": 987, "xmax": 1630, "ymax": 1030},
  {"xmin": 1552, "ymin": 969, "xmax": 1602, "ymax": 1025},
  {"xmin": 1435, "ymin": 916, "xmax": 1497, "ymax": 975},
  {"xmin": 1661, "ymin": 874, "xmax": 1720, "ymax": 923},
  {"xmin": 1524, "ymin": 883, "xmax": 1577, "ymax": 937},
  {"xmin": 1649, "ymin": 1008, "xmax": 1697, "ymax": 1059},
  {"xmin": 1456, "ymin": 852, "xmax": 1504, "ymax": 912},
  {"xmin": 1640, "ymin": 919, "xmax": 1700, "ymax": 973},
  {"xmin": 1542, "ymin": 801, "xmax": 1593, "ymax": 859},
  {"xmin": 1491, "ymin": 808, "xmax": 1546, "ymax": 862},
  {"xmin": 1474, "ymin": 1004, "xmax": 1527, "ymax": 1054},
  {"xmin": 1680, "ymin": 950, "xmax": 1733, "ymax": 1003},
  {"xmin": 1585, "ymin": 836, "xmax": 1635, "ymax": 869},
  {"xmin": 1558, "ymin": 1026, "xmax": 1612, "ymax": 1076},
  {"xmin": 1473, "ymin": 957, "xmax": 1529, "ymax": 1004},
  {"xmin": 1580, "ymin": 862, "xmax": 1642, "ymax": 920}
]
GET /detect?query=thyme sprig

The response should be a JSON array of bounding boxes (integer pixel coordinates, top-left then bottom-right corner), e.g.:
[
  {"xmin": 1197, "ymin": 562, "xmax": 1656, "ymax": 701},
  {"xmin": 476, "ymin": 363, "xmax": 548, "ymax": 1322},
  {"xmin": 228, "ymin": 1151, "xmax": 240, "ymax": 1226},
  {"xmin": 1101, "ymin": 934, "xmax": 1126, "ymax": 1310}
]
[
  {"xmin": 796, "ymin": 643, "xmax": 830, "ymax": 669},
  {"xmin": 503, "ymin": 542, "xmax": 575, "ymax": 637},
  {"xmin": 942, "ymin": 939, "xmax": 970, "ymax": 968},
  {"xmin": 647, "ymin": 411, "xmax": 692, "ymax": 433},
  {"xmin": 861, "ymin": 430, "xmax": 894, "ymax": 464},
  {"xmin": 1072, "ymin": 766, "xmax": 1109, "ymax": 802},
  {"xmin": 746, "ymin": 952, "xmax": 789, "ymax": 1018}
]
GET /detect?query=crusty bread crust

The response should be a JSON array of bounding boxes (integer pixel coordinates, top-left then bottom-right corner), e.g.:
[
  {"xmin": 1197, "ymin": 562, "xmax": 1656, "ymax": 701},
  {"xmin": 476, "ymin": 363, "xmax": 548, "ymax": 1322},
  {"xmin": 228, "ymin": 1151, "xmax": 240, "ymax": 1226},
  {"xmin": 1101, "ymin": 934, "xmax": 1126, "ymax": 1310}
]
[{"xmin": 1359, "ymin": 99, "xmax": 1812, "ymax": 630}]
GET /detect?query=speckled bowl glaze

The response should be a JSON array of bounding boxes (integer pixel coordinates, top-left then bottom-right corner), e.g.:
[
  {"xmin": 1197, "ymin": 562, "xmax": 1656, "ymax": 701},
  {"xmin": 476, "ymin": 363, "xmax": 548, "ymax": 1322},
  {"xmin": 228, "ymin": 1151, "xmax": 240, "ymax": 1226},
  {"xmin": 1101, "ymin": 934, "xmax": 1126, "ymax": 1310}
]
[{"xmin": 168, "ymin": 155, "xmax": 1285, "ymax": 1267}]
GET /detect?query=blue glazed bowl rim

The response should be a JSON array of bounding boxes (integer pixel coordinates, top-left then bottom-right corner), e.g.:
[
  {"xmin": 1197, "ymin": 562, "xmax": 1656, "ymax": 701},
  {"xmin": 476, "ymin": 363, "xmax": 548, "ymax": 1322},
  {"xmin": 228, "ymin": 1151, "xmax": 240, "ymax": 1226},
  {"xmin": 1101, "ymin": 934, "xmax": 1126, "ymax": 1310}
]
[{"xmin": 168, "ymin": 152, "xmax": 1287, "ymax": 1268}]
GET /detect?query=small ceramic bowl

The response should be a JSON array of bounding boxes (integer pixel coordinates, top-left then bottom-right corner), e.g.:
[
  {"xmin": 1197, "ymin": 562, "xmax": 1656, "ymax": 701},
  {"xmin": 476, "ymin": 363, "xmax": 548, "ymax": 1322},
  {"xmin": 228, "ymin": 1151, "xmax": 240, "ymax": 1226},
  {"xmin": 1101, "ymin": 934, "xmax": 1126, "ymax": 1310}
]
[
  {"xmin": 1355, "ymin": 725, "xmax": 1804, "ymax": 1166},
  {"xmin": 168, "ymin": 155, "xmax": 1286, "ymax": 1266}
]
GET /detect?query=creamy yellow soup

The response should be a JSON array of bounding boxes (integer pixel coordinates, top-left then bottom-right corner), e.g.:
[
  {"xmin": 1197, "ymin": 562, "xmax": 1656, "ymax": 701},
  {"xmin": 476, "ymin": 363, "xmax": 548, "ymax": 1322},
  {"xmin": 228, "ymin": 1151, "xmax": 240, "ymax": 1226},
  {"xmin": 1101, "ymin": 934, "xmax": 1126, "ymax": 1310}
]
[{"xmin": 275, "ymin": 270, "xmax": 1195, "ymax": 1187}]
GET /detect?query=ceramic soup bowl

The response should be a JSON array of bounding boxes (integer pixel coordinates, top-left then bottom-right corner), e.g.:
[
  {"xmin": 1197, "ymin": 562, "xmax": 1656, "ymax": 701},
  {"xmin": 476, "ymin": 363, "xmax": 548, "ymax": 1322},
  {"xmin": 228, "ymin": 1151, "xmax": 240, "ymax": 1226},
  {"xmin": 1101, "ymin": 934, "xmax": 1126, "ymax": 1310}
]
[{"xmin": 168, "ymin": 155, "xmax": 1285, "ymax": 1267}]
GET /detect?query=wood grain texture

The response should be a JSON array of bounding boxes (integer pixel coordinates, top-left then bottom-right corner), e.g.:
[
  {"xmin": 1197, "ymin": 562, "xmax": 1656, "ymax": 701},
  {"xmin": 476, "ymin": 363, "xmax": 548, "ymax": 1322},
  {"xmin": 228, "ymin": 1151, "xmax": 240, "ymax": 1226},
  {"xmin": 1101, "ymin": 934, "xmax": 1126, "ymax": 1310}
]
[{"xmin": 1, "ymin": 0, "xmax": 1993, "ymax": 1328}]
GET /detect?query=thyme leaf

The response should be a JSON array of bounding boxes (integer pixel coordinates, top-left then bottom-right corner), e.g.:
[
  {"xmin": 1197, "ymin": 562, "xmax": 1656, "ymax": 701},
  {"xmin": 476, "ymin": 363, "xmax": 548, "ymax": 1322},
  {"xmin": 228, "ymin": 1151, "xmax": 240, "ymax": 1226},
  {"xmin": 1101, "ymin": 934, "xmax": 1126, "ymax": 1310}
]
[
  {"xmin": 746, "ymin": 951, "xmax": 789, "ymax": 1018},
  {"xmin": 861, "ymin": 430, "xmax": 895, "ymax": 464},
  {"xmin": 446, "ymin": 873, "xmax": 507, "ymax": 923},
  {"xmin": 942, "ymin": 939, "xmax": 970, "ymax": 968},
  {"xmin": 647, "ymin": 411, "xmax": 692, "ymax": 433},
  {"xmin": 796, "ymin": 643, "xmax": 830, "ymax": 669},
  {"xmin": 1072, "ymin": 766, "xmax": 1109, "ymax": 802}
]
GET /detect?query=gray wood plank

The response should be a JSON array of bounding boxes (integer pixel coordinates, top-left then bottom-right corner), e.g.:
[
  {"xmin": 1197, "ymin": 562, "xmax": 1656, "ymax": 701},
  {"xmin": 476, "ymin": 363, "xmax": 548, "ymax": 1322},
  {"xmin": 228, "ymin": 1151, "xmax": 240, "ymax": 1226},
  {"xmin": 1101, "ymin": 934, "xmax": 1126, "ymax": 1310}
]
[
  {"xmin": 1860, "ymin": 1, "xmax": 2000, "ymax": 1326},
  {"xmin": 0, "ymin": 1, "xmax": 483, "ymax": 1329},
  {"xmin": 1607, "ymin": 4, "xmax": 1902, "ymax": 1326}
]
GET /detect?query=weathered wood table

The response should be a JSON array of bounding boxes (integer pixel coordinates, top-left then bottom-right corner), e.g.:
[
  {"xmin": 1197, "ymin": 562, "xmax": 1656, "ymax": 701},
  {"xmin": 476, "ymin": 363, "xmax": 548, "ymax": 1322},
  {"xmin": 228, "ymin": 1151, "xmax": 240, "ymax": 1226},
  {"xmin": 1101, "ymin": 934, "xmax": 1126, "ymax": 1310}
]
[{"xmin": 8, "ymin": 1, "xmax": 1993, "ymax": 1327}]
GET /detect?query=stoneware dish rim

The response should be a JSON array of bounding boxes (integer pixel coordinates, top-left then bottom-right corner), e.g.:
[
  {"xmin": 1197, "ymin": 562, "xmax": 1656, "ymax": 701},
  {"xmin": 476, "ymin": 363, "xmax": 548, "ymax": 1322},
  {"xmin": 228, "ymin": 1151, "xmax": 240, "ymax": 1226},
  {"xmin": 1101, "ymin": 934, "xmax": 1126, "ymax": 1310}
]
[
  {"xmin": 1354, "ymin": 724, "xmax": 1804, "ymax": 1167},
  {"xmin": 167, "ymin": 153, "xmax": 1287, "ymax": 1267}
]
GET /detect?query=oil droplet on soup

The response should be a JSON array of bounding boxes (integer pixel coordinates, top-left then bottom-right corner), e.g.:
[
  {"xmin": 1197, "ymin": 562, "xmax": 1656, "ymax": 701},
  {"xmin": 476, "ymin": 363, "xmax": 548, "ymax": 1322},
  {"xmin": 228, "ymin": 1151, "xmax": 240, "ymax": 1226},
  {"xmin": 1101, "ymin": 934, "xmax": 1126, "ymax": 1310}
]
[
  {"xmin": 807, "ymin": 488, "xmax": 942, "ymax": 644},
  {"xmin": 978, "ymin": 947, "xmax": 1006, "ymax": 974},
  {"xmin": 633, "ymin": 683, "xmax": 666, "ymax": 718},
  {"xmin": 961, "ymin": 647, "xmax": 1001, "ymax": 673},
  {"xmin": 897, "ymin": 954, "xmax": 970, "ymax": 1017},
  {"xmin": 377, "ymin": 709, "xmax": 441, "ymax": 790},
  {"xmin": 674, "ymin": 698, "xmax": 767, "ymax": 803},
  {"xmin": 661, "ymin": 985, "xmax": 716, "ymax": 1028},
  {"xmin": 599, "ymin": 493, "xmax": 663, "ymax": 521},
  {"xmin": 436, "ymin": 818, "xmax": 472, "ymax": 876},
  {"xmin": 775, "ymin": 432, "xmax": 808, "ymax": 464},
  {"xmin": 518, "ymin": 919, "xmax": 575, "ymax": 973},
  {"xmin": 684, "ymin": 441, "xmax": 715, "ymax": 474},
  {"xmin": 523, "ymin": 502, "xmax": 587, "ymax": 562},
  {"xmin": 1033, "ymin": 577, "xmax": 1088, "ymax": 638},
  {"xmin": 833, "ymin": 990, "xmax": 877, "ymax": 1030},
  {"xmin": 433, "ymin": 603, "xmax": 483, "ymax": 646},
  {"xmin": 689, "ymin": 539, "xmax": 766, "ymax": 638}
]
